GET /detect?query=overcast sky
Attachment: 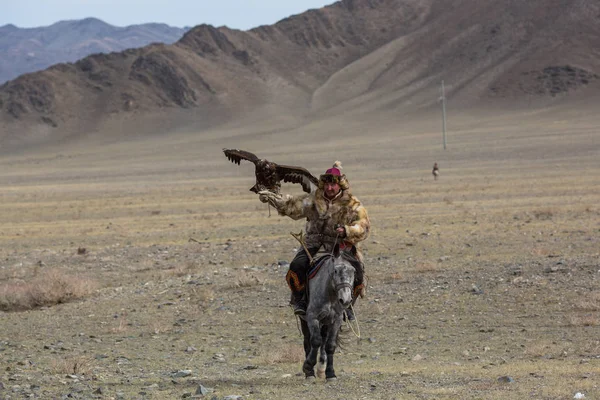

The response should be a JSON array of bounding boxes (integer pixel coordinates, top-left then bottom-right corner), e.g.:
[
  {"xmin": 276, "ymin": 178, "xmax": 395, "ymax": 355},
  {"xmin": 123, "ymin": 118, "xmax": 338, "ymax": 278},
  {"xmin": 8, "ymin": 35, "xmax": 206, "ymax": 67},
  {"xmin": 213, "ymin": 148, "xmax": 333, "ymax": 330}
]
[{"xmin": 2, "ymin": 0, "xmax": 336, "ymax": 29}]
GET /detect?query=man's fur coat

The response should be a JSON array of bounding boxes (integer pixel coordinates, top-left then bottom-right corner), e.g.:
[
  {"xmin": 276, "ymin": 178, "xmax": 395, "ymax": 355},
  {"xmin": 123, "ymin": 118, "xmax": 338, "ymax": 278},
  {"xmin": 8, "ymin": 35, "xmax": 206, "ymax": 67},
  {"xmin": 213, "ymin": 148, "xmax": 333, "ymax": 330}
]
[{"xmin": 267, "ymin": 186, "xmax": 370, "ymax": 260}]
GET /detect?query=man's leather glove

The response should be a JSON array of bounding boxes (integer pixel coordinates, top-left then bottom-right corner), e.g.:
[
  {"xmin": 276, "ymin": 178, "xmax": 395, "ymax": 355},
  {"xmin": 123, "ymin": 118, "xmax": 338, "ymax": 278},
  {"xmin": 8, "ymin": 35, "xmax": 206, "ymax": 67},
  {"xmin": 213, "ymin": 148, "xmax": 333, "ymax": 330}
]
[{"xmin": 258, "ymin": 190, "xmax": 281, "ymax": 205}]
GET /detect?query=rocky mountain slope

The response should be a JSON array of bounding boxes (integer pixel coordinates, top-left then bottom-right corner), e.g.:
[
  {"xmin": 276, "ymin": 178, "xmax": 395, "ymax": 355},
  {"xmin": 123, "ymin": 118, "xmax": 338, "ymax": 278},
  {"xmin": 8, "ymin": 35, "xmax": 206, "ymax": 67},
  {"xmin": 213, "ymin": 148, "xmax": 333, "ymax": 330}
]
[
  {"xmin": 0, "ymin": 18, "xmax": 187, "ymax": 84},
  {"xmin": 1, "ymin": 0, "xmax": 599, "ymax": 150}
]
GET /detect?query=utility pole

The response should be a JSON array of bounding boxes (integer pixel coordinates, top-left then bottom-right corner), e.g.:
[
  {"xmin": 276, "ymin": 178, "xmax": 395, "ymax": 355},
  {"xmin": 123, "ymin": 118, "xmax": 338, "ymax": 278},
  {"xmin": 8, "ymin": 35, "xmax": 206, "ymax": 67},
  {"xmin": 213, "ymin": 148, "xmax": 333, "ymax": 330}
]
[{"xmin": 441, "ymin": 80, "xmax": 447, "ymax": 150}]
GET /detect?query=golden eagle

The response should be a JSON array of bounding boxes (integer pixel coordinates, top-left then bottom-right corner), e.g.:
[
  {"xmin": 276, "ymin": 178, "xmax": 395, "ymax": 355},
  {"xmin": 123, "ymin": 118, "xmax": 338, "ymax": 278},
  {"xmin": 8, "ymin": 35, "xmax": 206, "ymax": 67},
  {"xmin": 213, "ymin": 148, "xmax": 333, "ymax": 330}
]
[{"xmin": 223, "ymin": 148, "xmax": 318, "ymax": 194}]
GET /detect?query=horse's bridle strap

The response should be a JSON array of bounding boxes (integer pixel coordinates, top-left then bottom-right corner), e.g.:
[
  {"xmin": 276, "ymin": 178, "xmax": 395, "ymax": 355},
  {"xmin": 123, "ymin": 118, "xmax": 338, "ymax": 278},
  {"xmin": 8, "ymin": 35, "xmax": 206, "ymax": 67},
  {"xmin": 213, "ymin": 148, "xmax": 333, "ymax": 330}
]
[{"xmin": 335, "ymin": 282, "xmax": 352, "ymax": 291}]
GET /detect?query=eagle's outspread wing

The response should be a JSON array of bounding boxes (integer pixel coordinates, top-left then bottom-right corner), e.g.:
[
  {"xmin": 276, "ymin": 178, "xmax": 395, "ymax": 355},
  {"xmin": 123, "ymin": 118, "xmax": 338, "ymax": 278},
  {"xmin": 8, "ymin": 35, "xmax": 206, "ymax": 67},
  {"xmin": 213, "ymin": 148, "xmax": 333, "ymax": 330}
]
[
  {"xmin": 223, "ymin": 148, "xmax": 260, "ymax": 165},
  {"xmin": 223, "ymin": 148, "xmax": 317, "ymax": 194},
  {"xmin": 276, "ymin": 164, "xmax": 319, "ymax": 193}
]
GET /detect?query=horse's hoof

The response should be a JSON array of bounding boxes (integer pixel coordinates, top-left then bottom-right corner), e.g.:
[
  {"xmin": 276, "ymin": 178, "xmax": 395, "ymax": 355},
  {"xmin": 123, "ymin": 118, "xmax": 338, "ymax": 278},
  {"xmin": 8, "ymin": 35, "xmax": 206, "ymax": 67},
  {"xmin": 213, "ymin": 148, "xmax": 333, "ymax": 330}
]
[
  {"xmin": 305, "ymin": 375, "xmax": 316, "ymax": 382},
  {"xmin": 326, "ymin": 377, "xmax": 338, "ymax": 382}
]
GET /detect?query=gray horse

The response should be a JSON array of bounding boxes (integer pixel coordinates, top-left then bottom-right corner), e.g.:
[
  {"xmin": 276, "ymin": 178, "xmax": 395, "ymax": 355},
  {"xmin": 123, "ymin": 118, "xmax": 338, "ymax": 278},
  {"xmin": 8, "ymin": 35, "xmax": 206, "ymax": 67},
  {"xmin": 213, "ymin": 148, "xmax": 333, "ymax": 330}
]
[{"xmin": 300, "ymin": 244, "xmax": 355, "ymax": 381}]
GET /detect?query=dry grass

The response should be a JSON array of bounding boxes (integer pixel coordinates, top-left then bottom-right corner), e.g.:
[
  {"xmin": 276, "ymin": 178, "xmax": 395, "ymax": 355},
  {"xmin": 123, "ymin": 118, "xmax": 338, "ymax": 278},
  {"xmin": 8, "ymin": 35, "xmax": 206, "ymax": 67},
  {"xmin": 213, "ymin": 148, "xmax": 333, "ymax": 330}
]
[
  {"xmin": 150, "ymin": 320, "xmax": 173, "ymax": 335},
  {"xmin": 523, "ymin": 340, "xmax": 567, "ymax": 358},
  {"xmin": 1, "ymin": 112, "xmax": 600, "ymax": 399},
  {"xmin": 227, "ymin": 270, "xmax": 265, "ymax": 288},
  {"xmin": 530, "ymin": 246, "xmax": 554, "ymax": 257},
  {"xmin": 262, "ymin": 344, "xmax": 305, "ymax": 365},
  {"xmin": 191, "ymin": 287, "xmax": 215, "ymax": 303},
  {"xmin": 532, "ymin": 208, "xmax": 556, "ymax": 220},
  {"xmin": 569, "ymin": 314, "xmax": 600, "ymax": 327},
  {"xmin": 50, "ymin": 355, "xmax": 94, "ymax": 375},
  {"xmin": 414, "ymin": 260, "xmax": 440, "ymax": 273},
  {"xmin": 581, "ymin": 340, "xmax": 600, "ymax": 355},
  {"xmin": 382, "ymin": 272, "xmax": 405, "ymax": 283},
  {"xmin": 0, "ymin": 269, "xmax": 97, "ymax": 311},
  {"xmin": 573, "ymin": 292, "xmax": 600, "ymax": 311},
  {"xmin": 161, "ymin": 261, "xmax": 198, "ymax": 278},
  {"xmin": 111, "ymin": 313, "xmax": 130, "ymax": 333}
]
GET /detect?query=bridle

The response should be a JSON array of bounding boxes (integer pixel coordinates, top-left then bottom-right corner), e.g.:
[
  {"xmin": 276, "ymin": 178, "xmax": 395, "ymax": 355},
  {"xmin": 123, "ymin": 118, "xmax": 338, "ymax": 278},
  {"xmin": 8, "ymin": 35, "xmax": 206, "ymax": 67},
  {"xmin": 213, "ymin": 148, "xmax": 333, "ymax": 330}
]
[
  {"xmin": 331, "ymin": 260, "xmax": 354, "ymax": 292},
  {"xmin": 334, "ymin": 281, "xmax": 352, "ymax": 292},
  {"xmin": 330, "ymin": 230, "xmax": 354, "ymax": 292}
]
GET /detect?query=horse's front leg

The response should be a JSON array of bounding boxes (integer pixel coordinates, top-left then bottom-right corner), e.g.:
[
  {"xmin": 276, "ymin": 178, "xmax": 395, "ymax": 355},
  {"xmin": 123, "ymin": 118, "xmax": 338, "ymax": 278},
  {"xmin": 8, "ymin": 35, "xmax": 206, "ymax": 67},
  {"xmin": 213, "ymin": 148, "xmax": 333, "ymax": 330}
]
[
  {"xmin": 317, "ymin": 325, "xmax": 328, "ymax": 378},
  {"xmin": 300, "ymin": 319, "xmax": 310, "ymax": 358},
  {"xmin": 324, "ymin": 317, "xmax": 343, "ymax": 381},
  {"xmin": 302, "ymin": 318, "xmax": 321, "ymax": 379}
]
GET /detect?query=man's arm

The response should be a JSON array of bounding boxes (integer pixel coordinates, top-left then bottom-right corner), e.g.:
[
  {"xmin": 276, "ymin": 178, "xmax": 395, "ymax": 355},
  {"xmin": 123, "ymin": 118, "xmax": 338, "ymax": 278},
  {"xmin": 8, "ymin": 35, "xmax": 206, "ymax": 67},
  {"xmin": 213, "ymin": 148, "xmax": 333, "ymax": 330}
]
[
  {"xmin": 258, "ymin": 191, "xmax": 312, "ymax": 220},
  {"xmin": 344, "ymin": 204, "xmax": 370, "ymax": 243}
]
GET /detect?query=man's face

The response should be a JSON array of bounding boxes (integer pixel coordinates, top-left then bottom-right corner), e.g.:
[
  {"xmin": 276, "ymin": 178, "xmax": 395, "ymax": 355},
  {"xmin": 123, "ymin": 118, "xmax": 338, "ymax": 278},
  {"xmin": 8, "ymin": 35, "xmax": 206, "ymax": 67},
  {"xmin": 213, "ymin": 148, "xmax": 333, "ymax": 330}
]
[{"xmin": 324, "ymin": 182, "xmax": 341, "ymax": 199}]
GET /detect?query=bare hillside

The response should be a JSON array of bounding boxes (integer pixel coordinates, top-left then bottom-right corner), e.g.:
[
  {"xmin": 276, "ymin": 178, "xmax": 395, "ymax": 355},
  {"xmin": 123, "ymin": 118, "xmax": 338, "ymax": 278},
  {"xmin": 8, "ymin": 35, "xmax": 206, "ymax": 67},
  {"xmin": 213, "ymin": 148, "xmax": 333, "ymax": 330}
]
[
  {"xmin": 312, "ymin": 0, "xmax": 600, "ymax": 115},
  {"xmin": 1, "ymin": 0, "xmax": 599, "ymax": 150}
]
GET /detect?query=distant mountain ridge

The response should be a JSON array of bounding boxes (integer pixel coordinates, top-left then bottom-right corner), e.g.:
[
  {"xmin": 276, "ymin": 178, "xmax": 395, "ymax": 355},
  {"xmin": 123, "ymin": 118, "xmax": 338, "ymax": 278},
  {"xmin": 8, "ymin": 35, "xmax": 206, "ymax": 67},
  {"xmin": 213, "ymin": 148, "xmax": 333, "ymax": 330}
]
[
  {"xmin": 1, "ymin": 0, "xmax": 599, "ymax": 150},
  {"xmin": 0, "ymin": 17, "xmax": 188, "ymax": 84}
]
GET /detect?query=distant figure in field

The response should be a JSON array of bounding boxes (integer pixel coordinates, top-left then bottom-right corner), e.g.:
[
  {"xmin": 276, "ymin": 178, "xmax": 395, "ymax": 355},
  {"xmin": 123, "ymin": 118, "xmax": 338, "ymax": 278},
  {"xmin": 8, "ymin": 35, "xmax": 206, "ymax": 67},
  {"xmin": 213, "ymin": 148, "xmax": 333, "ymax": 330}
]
[{"xmin": 432, "ymin": 162, "xmax": 439, "ymax": 180}]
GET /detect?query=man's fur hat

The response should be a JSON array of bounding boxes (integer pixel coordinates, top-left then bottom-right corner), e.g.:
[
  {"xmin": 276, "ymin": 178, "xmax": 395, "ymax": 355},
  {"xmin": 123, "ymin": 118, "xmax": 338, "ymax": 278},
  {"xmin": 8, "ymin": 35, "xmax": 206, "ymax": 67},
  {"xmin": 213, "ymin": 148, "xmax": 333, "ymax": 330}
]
[{"xmin": 318, "ymin": 161, "xmax": 349, "ymax": 190}]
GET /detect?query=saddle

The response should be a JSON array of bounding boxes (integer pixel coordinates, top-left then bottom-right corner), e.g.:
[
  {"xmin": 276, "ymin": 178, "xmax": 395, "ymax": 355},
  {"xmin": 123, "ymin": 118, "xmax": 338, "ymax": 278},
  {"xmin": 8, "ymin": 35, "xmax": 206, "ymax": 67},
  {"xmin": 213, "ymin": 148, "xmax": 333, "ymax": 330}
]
[{"xmin": 306, "ymin": 250, "xmax": 362, "ymax": 282}]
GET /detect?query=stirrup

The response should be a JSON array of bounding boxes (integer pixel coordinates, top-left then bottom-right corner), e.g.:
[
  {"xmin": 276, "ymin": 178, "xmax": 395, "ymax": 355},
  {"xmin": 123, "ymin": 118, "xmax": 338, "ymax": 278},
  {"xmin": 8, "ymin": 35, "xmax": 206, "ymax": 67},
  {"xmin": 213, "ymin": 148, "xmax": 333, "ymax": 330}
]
[
  {"xmin": 293, "ymin": 300, "xmax": 307, "ymax": 316},
  {"xmin": 294, "ymin": 306, "xmax": 306, "ymax": 316}
]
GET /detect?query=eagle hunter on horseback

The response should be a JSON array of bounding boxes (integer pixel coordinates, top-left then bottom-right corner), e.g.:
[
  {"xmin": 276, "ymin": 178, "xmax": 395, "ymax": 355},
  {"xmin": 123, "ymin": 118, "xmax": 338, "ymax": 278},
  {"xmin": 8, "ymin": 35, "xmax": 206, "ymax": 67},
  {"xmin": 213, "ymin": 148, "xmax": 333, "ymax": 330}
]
[
  {"xmin": 223, "ymin": 151, "xmax": 370, "ymax": 379},
  {"xmin": 257, "ymin": 161, "xmax": 370, "ymax": 321}
]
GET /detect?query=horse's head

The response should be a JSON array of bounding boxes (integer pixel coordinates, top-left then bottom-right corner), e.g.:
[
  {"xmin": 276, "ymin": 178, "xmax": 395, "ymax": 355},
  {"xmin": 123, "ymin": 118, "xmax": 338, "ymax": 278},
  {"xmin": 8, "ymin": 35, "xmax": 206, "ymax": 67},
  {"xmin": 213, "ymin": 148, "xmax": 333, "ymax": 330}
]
[{"xmin": 331, "ymin": 243, "xmax": 355, "ymax": 308}]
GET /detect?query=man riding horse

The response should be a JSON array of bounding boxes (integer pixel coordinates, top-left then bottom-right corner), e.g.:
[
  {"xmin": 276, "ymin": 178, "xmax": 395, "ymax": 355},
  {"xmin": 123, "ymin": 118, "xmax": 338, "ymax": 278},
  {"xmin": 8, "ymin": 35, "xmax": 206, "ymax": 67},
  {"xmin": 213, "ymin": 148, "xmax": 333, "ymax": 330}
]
[{"xmin": 258, "ymin": 161, "xmax": 370, "ymax": 319}]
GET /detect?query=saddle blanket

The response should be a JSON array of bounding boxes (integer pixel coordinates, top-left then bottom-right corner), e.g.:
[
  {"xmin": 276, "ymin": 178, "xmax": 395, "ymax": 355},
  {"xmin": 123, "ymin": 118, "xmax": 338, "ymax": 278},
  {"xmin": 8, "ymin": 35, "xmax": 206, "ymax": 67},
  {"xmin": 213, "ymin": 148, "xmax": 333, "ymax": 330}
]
[{"xmin": 307, "ymin": 255, "xmax": 331, "ymax": 280}]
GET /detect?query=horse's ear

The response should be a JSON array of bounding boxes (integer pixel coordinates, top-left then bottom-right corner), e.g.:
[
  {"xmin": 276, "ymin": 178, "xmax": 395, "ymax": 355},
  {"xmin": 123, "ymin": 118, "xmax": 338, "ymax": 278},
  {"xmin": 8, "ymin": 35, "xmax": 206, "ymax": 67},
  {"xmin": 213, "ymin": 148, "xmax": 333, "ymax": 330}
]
[{"xmin": 333, "ymin": 242, "xmax": 340, "ymax": 258}]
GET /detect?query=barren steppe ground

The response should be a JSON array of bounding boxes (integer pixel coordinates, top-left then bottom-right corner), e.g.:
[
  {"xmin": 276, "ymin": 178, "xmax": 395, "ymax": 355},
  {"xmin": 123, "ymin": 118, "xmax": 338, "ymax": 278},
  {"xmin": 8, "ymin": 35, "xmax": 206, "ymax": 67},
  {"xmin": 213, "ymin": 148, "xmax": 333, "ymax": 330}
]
[{"xmin": 1, "ymin": 110, "xmax": 599, "ymax": 399}]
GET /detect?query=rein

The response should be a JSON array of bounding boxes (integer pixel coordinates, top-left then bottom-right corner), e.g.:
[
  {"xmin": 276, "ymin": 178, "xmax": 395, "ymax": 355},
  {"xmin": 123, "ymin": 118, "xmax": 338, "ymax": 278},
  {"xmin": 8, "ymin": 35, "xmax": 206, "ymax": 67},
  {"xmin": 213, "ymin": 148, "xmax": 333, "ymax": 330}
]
[
  {"xmin": 330, "ymin": 231, "xmax": 341, "ymax": 257},
  {"xmin": 345, "ymin": 304, "xmax": 361, "ymax": 339}
]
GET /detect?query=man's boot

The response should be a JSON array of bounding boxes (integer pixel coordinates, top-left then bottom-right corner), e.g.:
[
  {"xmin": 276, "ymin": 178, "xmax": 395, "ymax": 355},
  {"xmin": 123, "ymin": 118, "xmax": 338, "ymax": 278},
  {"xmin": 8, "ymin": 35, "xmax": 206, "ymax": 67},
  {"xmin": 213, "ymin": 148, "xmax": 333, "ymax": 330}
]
[
  {"xmin": 344, "ymin": 294, "xmax": 359, "ymax": 321},
  {"xmin": 291, "ymin": 290, "xmax": 307, "ymax": 316},
  {"xmin": 344, "ymin": 307, "xmax": 355, "ymax": 321}
]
